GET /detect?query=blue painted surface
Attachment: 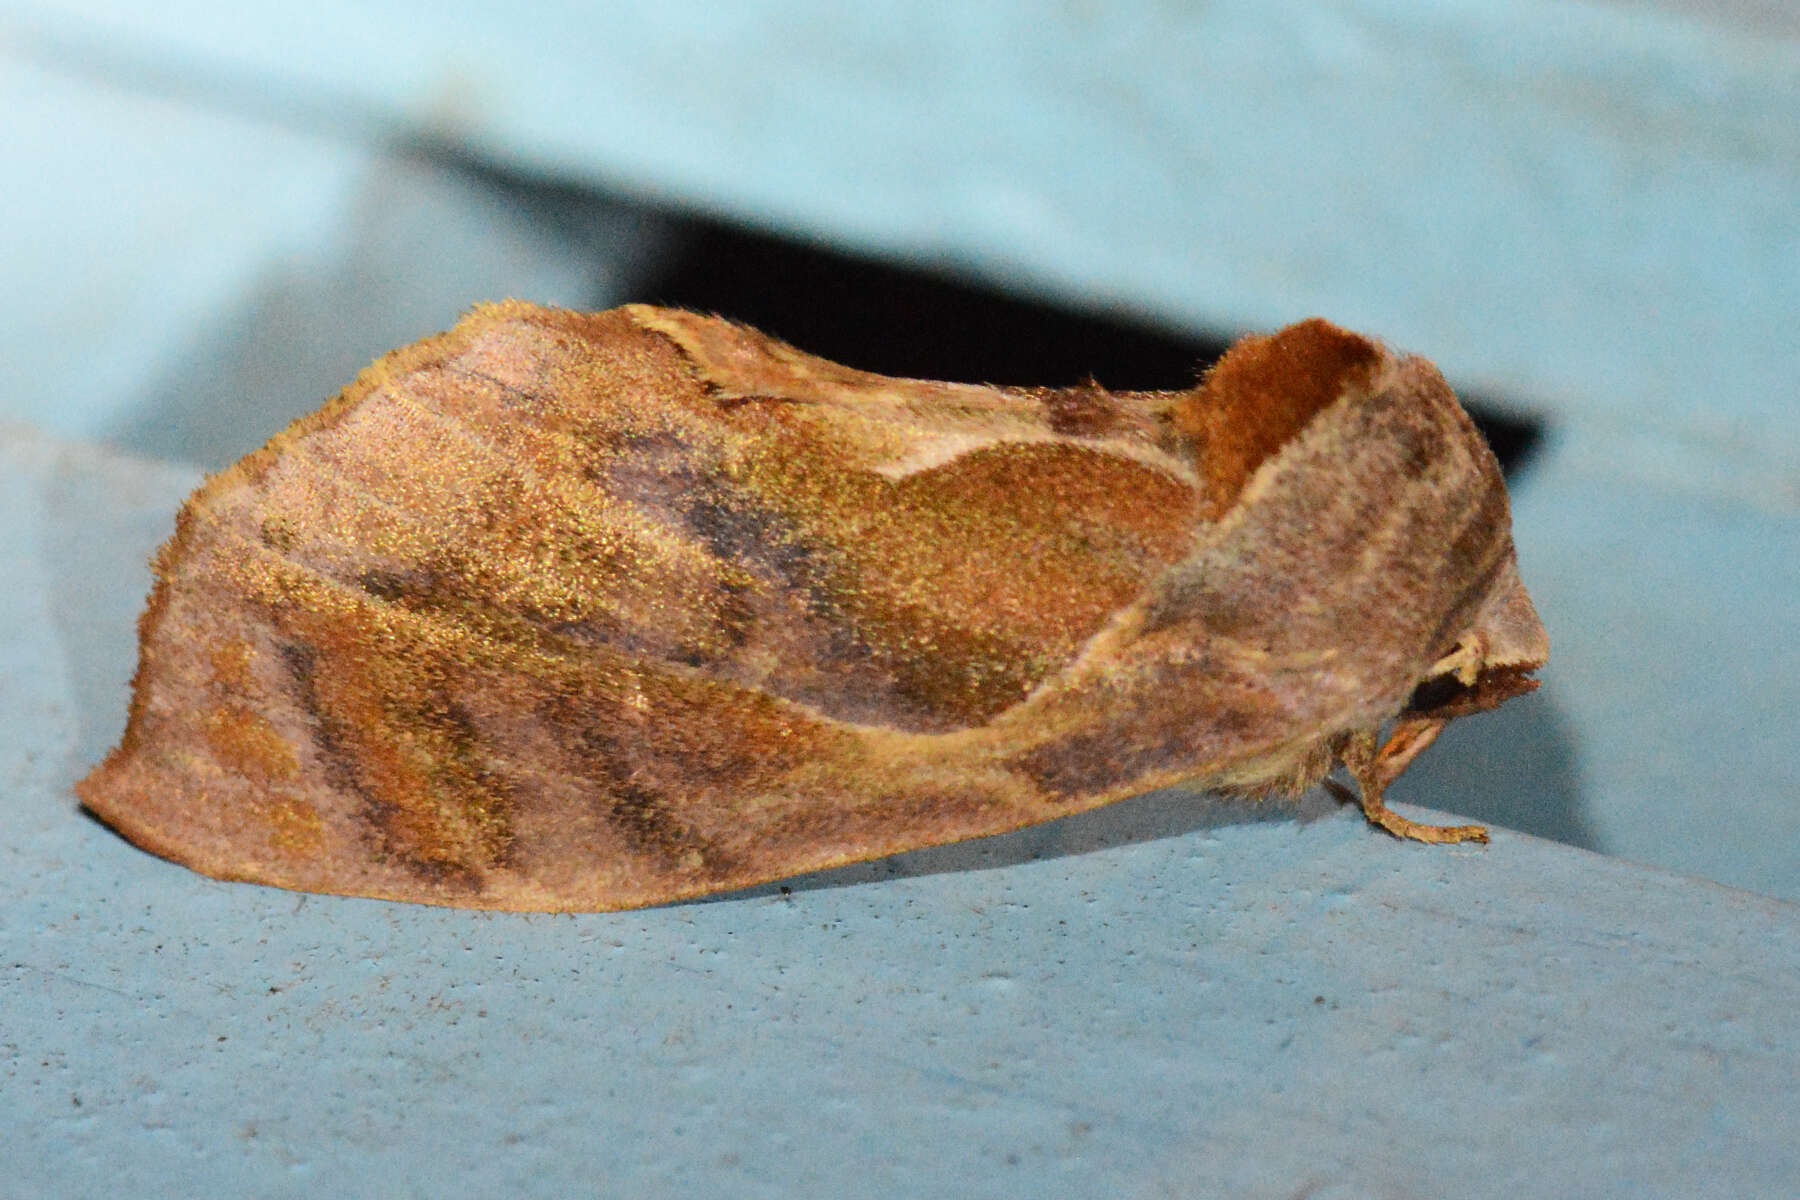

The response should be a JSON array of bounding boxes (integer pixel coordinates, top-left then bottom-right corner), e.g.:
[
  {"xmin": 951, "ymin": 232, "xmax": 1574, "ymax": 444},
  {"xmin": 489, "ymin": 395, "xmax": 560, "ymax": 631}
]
[{"xmin": 4, "ymin": 427, "xmax": 1798, "ymax": 1199}]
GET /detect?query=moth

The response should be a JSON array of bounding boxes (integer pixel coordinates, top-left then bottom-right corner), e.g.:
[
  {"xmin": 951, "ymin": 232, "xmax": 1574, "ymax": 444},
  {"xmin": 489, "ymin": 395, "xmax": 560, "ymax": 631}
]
[{"xmin": 78, "ymin": 303, "xmax": 1547, "ymax": 912}]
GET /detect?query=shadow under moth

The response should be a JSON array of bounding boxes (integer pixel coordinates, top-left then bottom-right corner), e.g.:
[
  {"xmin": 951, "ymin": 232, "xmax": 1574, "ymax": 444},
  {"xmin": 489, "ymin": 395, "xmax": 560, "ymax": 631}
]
[{"xmin": 78, "ymin": 304, "xmax": 1548, "ymax": 912}]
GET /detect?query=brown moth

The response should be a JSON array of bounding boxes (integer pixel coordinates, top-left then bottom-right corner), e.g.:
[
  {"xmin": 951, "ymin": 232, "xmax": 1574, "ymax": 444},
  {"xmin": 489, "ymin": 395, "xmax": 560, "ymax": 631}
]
[{"xmin": 78, "ymin": 303, "xmax": 1547, "ymax": 912}]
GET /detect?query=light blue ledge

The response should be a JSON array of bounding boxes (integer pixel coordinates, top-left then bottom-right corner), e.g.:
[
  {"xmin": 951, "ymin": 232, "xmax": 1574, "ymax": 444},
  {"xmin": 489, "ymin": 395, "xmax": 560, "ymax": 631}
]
[{"xmin": 3, "ymin": 427, "xmax": 1796, "ymax": 1199}]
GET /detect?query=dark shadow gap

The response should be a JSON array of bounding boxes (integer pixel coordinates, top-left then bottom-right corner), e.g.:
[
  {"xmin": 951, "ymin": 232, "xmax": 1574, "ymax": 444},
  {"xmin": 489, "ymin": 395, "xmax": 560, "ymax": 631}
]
[
  {"xmin": 431, "ymin": 140, "xmax": 1546, "ymax": 476},
  {"xmin": 635, "ymin": 217, "xmax": 1545, "ymax": 477}
]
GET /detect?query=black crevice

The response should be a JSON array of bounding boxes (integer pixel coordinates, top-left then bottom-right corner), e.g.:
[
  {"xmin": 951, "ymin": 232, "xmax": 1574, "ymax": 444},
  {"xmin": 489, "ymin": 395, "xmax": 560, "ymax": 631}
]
[{"xmin": 638, "ymin": 218, "xmax": 1544, "ymax": 477}]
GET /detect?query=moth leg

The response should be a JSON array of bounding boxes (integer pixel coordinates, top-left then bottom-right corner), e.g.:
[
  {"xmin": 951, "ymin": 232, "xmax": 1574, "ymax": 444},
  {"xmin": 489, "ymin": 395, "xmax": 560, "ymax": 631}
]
[{"xmin": 1335, "ymin": 722, "xmax": 1489, "ymax": 845}]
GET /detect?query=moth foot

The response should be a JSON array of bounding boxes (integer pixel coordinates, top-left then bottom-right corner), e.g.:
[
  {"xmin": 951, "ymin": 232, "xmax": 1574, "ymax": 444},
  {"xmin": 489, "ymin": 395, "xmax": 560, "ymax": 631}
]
[
  {"xmin": 1362, "ymin": 799, "xmax": 1489, "ymax": 845},
  {"xmin": 1325, "ymin": 778, "xmax": 1489, "ymax": 845}
]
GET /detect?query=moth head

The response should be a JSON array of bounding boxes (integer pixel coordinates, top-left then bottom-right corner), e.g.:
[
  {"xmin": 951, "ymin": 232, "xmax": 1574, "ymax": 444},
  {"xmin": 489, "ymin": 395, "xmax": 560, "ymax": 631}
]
[
  {"xmin": 1165, "ymin": 316, "xmax": 1549, "ymax": 726},
  {"xmin": 1402, "ymin": 554, "xmax": 1548, "ymax": 722}
]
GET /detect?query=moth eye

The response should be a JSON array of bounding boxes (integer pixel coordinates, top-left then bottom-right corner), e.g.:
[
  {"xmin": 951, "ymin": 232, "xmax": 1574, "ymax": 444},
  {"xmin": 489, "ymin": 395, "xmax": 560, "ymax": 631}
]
[
  {"xmin": 1403, "ymin": 653, "xmax": 1540, "ymax": 722},
  {"xmin": 1404, "ymin": 671, "xmax": 1470, "ymax": 716}
]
